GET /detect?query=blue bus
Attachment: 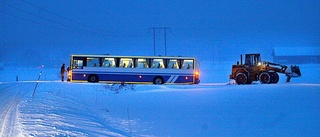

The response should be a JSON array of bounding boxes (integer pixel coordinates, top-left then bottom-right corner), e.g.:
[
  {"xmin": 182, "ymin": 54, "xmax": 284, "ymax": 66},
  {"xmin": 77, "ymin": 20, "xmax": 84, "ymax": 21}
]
[{"xmin": 68, "ymin": 54, "xmax": 200, "ymax": 84}]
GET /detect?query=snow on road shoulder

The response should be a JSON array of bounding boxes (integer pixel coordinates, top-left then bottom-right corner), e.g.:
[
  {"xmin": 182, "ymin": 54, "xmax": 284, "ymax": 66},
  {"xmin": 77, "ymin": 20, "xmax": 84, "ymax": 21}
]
[
  {"xmin": 1, "ymin": 81, "xmax": 320, "ymax": 136},
  {"xmin": 0, "ymin": 83, "xmax": 33, "ymax": 136},
  {"xmin": 17, "ymin": 82, "xmax": 129, "ymax": 136}
]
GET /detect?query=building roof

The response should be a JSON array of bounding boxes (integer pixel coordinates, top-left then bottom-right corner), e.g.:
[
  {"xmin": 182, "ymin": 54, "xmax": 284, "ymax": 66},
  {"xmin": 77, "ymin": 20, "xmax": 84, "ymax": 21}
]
[{"xmin": 273, "ymin": 47, "xmax": 320, "ymax": 56}]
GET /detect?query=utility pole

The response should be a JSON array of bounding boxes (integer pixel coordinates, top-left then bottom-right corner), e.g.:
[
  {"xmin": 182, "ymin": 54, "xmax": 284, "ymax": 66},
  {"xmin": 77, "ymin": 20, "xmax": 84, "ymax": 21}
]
[
  {"xmin": 149, "ymin": 27, "xmax": 171, "ymax": 56},
  {"xmin": 148, "ymin": 27, "xmax": 156, "ymax": 56},
  {"xmin": 164, "ymin": 28, "xmax": 167, "ymax": 56}
]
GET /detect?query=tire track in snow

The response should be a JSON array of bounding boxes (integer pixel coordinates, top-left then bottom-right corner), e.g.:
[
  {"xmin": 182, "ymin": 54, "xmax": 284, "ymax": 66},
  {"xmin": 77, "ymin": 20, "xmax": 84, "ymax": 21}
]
[{"xmin": 0, "ymin": 83, "xmax": 32, "ymax": 136}]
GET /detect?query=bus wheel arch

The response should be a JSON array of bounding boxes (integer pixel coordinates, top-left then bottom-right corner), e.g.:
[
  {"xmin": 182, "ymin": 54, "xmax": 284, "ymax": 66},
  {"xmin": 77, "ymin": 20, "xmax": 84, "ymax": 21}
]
[
  {"xmin": 88, "ymin": 74, "xmax": 99, "ymax": 83},
  {"xmin": 153, "ymin": 76, "xmax": 164, "ymax": 85}
]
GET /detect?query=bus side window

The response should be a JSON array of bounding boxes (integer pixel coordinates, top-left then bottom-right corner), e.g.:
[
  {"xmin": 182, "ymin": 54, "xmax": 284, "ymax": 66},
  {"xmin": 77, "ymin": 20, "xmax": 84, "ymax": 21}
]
[
  {"xmin": 102, "ymin": 58, "xmax": 115, "ymax": 68},
  {"xmin": 73, "ymin": 59, "xmax": 83, "ymax": 69},
  {"xmin": 153, "ymin": 59, "xmax": 164, "ymax": 69},
  {"xmin": 137, "ymin": 59, "xmax": 148, "ymax": 68},
  {"xmin": 120, "ymin": 58, "xmax": 133, "ymax": 68},
  {"xmin": 87, "ymin": 57, "xmax": 100, "ymax": 67},
  {"xmin": 182, "ymin": 60, "xmax": 194, "ymax": 69},
  {"xmin": 72, "ymin": 57, "xmax": 85, "ymax": 69},
  {"xmin": 144, "ymin": 62, "xmax": 148, "ymax": 68},
  {"xmin": 168, "ymin": 59, "xmax": 179, "ymax": 69},
  {"xmin": 173, "ymin": 63, "xmax": 178, "ymax": 69}
]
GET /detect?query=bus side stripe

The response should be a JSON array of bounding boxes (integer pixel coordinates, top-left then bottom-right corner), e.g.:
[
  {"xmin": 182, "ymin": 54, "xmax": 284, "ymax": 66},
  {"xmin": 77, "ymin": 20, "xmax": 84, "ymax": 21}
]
[
  {"xmin": 166, "ymin": 75, "xmax": 174, "ymax": 83},
  {"xmin": 171, "ymin": 75, "xmax": 179, "ymax": 83}
]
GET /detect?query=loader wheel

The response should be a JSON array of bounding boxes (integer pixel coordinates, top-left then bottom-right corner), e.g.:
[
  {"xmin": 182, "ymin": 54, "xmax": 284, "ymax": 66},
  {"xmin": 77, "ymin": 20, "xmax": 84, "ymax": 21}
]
[
  {"xmin": 269, "ymin": 72, "xmax": 279, "ymax": 84},
  {"xmin": 235, "ymin": 73, "xmax": 247, "ymax": 85},
  {"xmin": 259, "ymin": 72, "xmax": 270, "ymax": 84}
]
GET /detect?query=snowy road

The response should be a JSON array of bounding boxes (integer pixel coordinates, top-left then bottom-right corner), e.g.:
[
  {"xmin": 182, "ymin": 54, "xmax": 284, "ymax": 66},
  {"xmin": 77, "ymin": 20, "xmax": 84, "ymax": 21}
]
[
  {"xmin": 0, "ymin": 81, "xmax": 319, "ymax": 136},
  {"xmin": 0, "ymin": 83, "xmax": 33, "ymax": 136}
]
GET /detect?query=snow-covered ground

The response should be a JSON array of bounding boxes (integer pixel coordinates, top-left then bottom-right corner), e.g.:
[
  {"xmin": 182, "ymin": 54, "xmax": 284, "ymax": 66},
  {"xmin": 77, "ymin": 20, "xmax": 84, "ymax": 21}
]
[{"xmin": 0, "ymin": 63, "xmax": 320, "ymax": 136}]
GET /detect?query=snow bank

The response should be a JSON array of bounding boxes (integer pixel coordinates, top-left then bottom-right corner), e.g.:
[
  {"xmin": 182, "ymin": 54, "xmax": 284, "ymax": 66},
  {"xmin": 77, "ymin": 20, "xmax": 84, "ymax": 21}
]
[{"xmin": 10, "ymin": 82, "xmax": 320, "ymax": 136}]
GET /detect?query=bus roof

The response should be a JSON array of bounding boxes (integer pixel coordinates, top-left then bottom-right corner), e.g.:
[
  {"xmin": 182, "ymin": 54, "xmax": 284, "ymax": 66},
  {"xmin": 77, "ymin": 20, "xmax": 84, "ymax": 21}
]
[{"xmin": 70, "ymin": 54, "xmax": 196, "ymax": 59}]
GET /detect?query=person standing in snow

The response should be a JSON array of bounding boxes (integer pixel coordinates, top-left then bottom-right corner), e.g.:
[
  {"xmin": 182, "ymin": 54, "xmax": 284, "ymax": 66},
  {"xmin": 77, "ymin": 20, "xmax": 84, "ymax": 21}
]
[{"xmin": 60, "ymin": 64, "xmax": 66, "ymax": 82}]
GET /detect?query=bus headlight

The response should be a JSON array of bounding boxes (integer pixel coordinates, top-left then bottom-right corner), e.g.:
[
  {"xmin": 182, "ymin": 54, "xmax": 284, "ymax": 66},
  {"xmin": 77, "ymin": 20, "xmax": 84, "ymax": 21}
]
[
  {"xmin": 68, "ymin": 70, "xmax": 72, "ymax": 77},
  {"xmin": 67, "ymin": 70, "xmax": 72, "ymax": 82}
]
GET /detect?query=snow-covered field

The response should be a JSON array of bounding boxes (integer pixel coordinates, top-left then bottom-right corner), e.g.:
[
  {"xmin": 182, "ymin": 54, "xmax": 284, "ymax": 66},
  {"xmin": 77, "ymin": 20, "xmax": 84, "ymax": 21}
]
[{"xmin": 0, "ymin": 63, "xmax": 320, "ymax": 136}]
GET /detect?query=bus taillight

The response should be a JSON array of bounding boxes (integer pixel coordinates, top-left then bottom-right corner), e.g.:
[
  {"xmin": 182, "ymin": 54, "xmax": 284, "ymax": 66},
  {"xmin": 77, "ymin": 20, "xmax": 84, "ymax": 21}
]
[
  {"xmin": 194, "ymin": 70, "xmax": 200, "ymax": 84},
  {"xmin": 195, "ymin": 70, "xmax": 200, "ymax": 80},
  {"xmin": 195, "ymin": 70, "xmax": 200, "ymax": 77}
]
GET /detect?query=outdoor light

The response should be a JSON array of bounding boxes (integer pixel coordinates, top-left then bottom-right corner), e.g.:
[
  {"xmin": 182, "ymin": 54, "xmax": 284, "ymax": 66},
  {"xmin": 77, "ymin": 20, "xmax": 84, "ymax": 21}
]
[{"xmin": 258, "ymin": 62, "xmax": 262, "ymax": 66}]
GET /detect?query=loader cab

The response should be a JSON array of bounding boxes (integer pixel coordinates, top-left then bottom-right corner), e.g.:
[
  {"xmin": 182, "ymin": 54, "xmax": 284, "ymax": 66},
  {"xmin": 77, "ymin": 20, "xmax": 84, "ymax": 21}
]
[{"xmin": 244, "ymin": 54, "xmax": 261, "ymax": 66}]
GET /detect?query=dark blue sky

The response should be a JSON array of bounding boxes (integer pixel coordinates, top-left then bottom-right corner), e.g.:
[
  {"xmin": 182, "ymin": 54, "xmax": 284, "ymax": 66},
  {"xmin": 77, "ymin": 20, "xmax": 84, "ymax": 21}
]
[{"xmin": 1, "ymin": 0, "xmax": 319, "ymax": 66}]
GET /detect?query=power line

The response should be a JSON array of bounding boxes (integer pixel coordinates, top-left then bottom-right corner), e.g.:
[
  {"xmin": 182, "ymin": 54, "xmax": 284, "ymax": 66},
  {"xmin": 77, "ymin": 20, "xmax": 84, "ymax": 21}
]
[
  {"xmin": 0, "ymin": 1, "xmax": 97, "ymax": 34},
  {"xmin": 1, "ymin": 1, "xmax": 138, "ymax": 37},
  {"xmin": 19, "ymin": 0, "xmax": 126, "ymax": 37},
  {"xmin": 0, "ymin": 9, "xmax": 84, "ymax": 34}
]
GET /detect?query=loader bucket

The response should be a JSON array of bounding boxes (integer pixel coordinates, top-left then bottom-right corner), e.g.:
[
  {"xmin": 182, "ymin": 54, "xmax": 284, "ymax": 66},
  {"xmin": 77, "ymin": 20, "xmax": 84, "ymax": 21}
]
[{"xmin": 286, "ymin": 65, "xmax": 301, "ymax": 77}]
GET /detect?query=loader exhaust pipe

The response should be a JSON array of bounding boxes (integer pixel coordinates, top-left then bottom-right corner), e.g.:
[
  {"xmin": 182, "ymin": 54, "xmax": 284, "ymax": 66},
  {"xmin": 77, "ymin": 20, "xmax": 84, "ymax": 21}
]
[{"xmin": 240, "ymin": 54, "xmax": 243, "ymax": 65}]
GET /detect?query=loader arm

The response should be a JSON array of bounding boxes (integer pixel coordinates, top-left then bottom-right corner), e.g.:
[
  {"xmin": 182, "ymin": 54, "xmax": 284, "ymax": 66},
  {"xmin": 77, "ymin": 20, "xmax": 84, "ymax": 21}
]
[
  {"xmin": 264, "ymin": 62, "xmax": 287, "ymax": 73},
  {"xmin": 265, "ymin": 61, "xmax": 301, "ymax": 82}
]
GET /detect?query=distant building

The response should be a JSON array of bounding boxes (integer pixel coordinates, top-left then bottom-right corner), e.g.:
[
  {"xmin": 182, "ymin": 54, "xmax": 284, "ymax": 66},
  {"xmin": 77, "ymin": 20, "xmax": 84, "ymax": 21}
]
[{"xmin": 272, "ymin": 47, "xmax": 320, "ymax": 64}]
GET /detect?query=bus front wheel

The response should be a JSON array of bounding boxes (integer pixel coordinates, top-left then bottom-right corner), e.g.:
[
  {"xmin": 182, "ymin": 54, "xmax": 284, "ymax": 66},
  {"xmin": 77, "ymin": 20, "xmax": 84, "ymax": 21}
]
[
  {"xmin": 153, "ymin": 77, "xmax": 164, "ymax": 85},
  {"xmin": 88, "ymin": 75, "xmax": 99, "ymax": 83}
]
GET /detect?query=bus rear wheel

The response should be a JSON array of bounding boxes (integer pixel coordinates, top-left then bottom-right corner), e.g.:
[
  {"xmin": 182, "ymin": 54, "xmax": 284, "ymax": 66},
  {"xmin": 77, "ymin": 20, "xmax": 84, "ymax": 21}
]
[
  {"xmin": 153, "ymin": 77, "xmax": 164, "ymax": 85},
  {"xmin": 88, "ymin": 75, "xmax": 99, "ymax": 83}
]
